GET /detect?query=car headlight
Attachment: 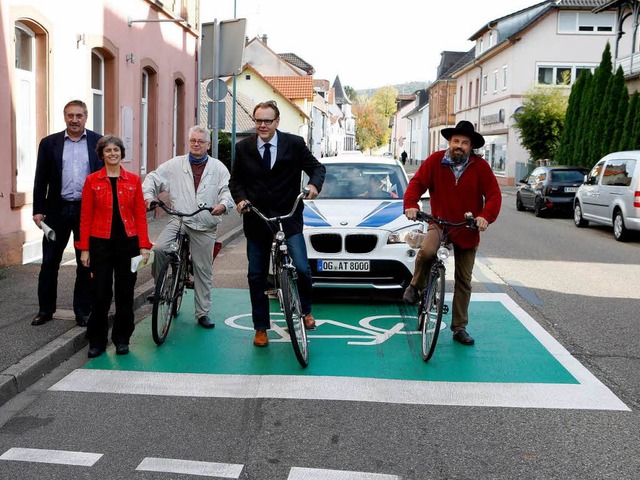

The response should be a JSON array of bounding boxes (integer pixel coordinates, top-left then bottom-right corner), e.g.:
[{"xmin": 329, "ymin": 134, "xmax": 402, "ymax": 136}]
[{"xmin": 387, "ymin": 225, "xmax": 424, "ymax": 245}]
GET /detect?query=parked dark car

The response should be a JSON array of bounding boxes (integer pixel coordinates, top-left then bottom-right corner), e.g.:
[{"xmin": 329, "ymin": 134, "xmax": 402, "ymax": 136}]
[{"xmin": 516, "ymin": 165, "xmax": 589, "ymax": 217}]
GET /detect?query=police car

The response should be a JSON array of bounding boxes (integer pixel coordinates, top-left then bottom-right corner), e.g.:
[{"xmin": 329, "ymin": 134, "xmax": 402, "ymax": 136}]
[{"xmin": 303, "ymin": 156, "xmax": 422, "ymax": 291}]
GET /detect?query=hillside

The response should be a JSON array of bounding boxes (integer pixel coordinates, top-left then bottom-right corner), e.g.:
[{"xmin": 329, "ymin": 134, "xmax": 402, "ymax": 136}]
[{"xmin": 354, "ymin": 81, "xmax": 430, "ymax": 99}]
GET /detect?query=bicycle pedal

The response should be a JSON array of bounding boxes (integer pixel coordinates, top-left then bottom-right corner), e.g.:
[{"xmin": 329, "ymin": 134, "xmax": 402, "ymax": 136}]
[{"xmin": 442, "ymin": 305, "xmax": 449, "ymax": 314}]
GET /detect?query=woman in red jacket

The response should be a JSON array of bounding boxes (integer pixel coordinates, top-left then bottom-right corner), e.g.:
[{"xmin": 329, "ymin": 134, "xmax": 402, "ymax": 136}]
[{"xmin": 76, "ymin": 135, "xmax": 151, "ymax": 358}]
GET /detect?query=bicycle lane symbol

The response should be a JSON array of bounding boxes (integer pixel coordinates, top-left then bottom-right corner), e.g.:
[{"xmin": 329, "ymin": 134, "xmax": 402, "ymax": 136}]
[{"xmin": 224, "ymin": 313, "xmax": 449, "ymax": 346}]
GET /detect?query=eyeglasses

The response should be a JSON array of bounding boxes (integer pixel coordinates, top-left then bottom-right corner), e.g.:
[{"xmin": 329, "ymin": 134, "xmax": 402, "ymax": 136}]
[
  {"xmin": 189, "ymin": 139, "xmax": 209, "ymax": 145},
  {"xmin": 254, "ymin": 118, "xmax": 276, "ymax": 125}
]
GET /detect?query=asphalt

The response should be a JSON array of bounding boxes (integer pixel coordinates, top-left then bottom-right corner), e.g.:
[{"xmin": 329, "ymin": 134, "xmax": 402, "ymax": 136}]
[
  {"xmin": 0, "ymin": 208, "xmax": 244, "ymax": 407},
  {"xmin": 0, "ymin": 158, "xmax": 517, "ymax": 408}
]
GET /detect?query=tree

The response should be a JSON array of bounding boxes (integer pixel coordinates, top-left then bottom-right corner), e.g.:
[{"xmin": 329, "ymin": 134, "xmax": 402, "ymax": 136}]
[
  {"xmin": 344, "ymin": 85, "xmax": 358, "ymax": 103},
  {"xmin": 618, "ymin": 91, "xmax": 639, "ymax": 151},
  {"xmin": 352, "ymin": 98, "xmax": 387, "ymax": 153},
  {"xmin": 557, "ymin": 69, "xmax": 590, "ymax": 163},
  {"xmin": 513, "ymin": 87, "xmax": 568, "ymax": 162},
  {"xmin": 371, "ymin": 86, "xmax": 398, "ymax": 118}
]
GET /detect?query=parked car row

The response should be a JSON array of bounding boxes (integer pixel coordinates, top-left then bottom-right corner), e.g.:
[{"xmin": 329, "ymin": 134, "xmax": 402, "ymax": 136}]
[{"xmin": 516, "ymin": 151, "xmax": 640, "ymax": 242}]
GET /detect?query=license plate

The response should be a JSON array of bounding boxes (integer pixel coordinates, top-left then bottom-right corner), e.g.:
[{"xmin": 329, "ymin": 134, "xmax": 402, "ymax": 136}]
[
  {"xmin": 565, "ymin": 187, "xmax": 578, "ymax": 193},
  {"xmin": 317, "ymin": 260, "xmax": 370, "ymax": 272}
]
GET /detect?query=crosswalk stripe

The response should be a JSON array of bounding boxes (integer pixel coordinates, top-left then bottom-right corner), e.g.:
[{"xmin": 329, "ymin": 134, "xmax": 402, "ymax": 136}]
[
  {"xmin": 288, "ymin": 467, "xmax": 399, "ymax": 480},
  {"xmin": 0, "ymin": 447, "xmax": 102, "ymax": 466},
  {"xmin": 136, "ymin": 457, "xmax": 244, "ymax": 478}
]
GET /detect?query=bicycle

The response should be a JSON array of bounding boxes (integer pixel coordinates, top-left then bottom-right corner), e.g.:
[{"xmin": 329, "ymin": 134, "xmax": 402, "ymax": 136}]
[
  {"xmin": 148, "ymin": 201, "xmax": 213, "ymax": 345},
  {"xmin": 412, "ymin": 211, "xmax": 477, "ymax": 362},
  {"xmin": 242, "ymin": 189, "xmax": 310, "ymax": 368}
]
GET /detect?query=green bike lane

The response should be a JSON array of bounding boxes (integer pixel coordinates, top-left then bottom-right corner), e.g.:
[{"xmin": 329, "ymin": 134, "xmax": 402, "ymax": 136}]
[{"xmin": 50, "ymin": 288, "xmax": 628, "ymax": 411}]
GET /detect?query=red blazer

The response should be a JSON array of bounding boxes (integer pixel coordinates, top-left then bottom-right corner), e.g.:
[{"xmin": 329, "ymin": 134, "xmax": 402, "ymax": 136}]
[{"xmin": 75, "ymin": 167, "xmax": 152, "ymax": 251}]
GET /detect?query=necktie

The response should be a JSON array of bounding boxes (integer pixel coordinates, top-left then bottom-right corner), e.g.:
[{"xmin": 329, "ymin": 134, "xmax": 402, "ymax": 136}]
[{"xmin": 263, "ymin": 143, "xmax": 271, "ymax": 170}]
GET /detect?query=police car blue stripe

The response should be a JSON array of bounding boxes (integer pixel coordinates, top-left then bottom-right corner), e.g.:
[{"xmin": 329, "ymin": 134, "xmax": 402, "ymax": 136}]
[
  {"xmin": 303, "ymin": 203, "xmax": 331, "ymax": 227},
  {"xmin": 357, "ymin": 202, "xmax": 404, "ymax": 227}
]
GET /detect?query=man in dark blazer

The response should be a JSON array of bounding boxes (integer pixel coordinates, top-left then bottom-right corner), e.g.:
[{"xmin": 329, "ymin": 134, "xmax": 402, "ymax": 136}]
[
  {"xmin": 31, "ymin": 100, "xmax": 103, "ymax": 326},
  {"xmin": 230, "ymin": 100, "xmax": 325, "ymax": 347}
]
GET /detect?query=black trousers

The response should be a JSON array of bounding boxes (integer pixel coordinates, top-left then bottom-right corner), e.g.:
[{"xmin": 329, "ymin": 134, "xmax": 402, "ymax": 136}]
[
  {"xmin": 37, "ymin": 201, "xmax": 91, "ymax": 319},
  {"xmin": 86, "ymin": 236, "xmax": 139, "ymax": 349}
]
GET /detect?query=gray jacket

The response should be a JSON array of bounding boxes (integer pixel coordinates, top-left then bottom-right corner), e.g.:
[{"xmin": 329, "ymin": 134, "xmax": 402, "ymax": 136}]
[{"xmin": 142, "ymin": 154, "xmax": 234, "ymax": 231}]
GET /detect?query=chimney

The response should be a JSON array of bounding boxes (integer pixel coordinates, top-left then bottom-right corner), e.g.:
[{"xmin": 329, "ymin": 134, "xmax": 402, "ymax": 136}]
[{"xmin": 261, "ymin": 34, "xmax": 268, "ymax": 45}]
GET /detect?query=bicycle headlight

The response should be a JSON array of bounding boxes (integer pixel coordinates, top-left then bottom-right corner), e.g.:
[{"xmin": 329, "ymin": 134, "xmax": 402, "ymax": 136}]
[
  {"xmin": 168, "ymin": 241, "xmax": 179, "ymax": 252},
  {"xmin": 387, "ymin": 225, "xmax": 424, "ymax": 244},
  {"xmin": 275, "ymin": 231, "xmax": 286, "ymax": 242},
  {"xmin": 436, "ymin": 246, "xmax": 450, "ymax": 261}
]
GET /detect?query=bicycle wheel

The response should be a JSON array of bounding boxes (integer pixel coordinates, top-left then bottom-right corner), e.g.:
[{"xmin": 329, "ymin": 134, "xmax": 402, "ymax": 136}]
[
  {"xmin": 280, "ymin": 267, "xmax": 309, "ymax": 368},
  {"xmin": 419, "ymin": 263, "xmax": 445, "ymax": 362},
  {"xmin": 152, "ymin": 261, "xmax": 178, "ymax": 345}
]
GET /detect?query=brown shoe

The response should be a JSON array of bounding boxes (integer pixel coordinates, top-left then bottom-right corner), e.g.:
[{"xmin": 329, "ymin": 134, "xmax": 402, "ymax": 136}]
[
  {"xmin": 303, "ymin": 313, "xmax": 316, "ymax": 330},
  {"xmin": 253, "ymin": 329, "xmax": 269, "ymax": 347}
]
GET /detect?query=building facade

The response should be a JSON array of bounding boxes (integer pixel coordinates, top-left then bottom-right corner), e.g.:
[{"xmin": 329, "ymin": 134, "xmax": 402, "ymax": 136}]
[{"xmin": 2, "ymin": 0, "xmax": 201, "ymax": 265}]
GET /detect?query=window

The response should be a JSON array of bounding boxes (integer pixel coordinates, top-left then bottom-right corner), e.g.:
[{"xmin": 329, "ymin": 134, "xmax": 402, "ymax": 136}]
[
  {"xmin": 173, "ymin": 78, "xmax": 185, "ymax": 157},
  {"xmin": 91, "ymin": 51, "xmax": 104, "ymax": 134},
  {"xmin": 602, "ymin": 160, "xmax": 636, "ymax": 187},
  {"xmin": 482, "ymin": 75, "xmax": 488, "ymax": 95},
  {"xmin": 502, "ymin": 66, "xmax": 508, "ymax": 90},
  {"xmin": 468, "ymin": 81, "xmax": 472, "ymax": 106},
  {"xmin": 489, "ymin": 31, "xmax": 495, "ymax": 47},
  {"xmin": 558, "ymin": 11, "xmax": 615, "ymax": 33},
  {"xmin": 475, "ymin": 78, "xmax": 479, "ymax": 105},
  {"xmin": 493, "ymin": 70, "xmax": 498, "ymax": 93},
  {"xmin": 14, "ymin": 23, "xmax": 37, "ymax": 191},
  {"xmin": 459, "ymin": 85, "xmax": 463, "ymax": 110},
  {"xmin": 141, "ymin": 70, "xmax": 149, "ymax": 174},
  {"xmin": 537, "ymin": 64, "xmax": 596, "ymax": 86},
  {"xmin": 479, "ymin": 37, "xmax": 484, "ymax": 53}
]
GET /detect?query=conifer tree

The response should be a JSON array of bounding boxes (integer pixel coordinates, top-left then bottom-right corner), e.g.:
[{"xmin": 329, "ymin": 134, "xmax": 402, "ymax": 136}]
[
  {"xmin": 558, "ymin": 69, "xmax": 590, "ymax": 164},
  {"xmin": 618, "ymin": 91, "xmax": 639, "ymax": 151},
  {"xmin": 580, "ymin": 43, "xmax": 613, "ymax": 165},
  {"xmin": 594, "ymin": 66, "xmax": 626, "ymax": 159}
]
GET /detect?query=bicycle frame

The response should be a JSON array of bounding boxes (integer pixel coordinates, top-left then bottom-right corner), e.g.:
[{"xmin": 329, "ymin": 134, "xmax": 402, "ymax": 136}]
[
  {"xmin": 149, "ymin": 201, "xmax": 211, "ymax": 345},
  {"xmin": 243, "ymin": 190, "xmax": 310, "ymax": 367},
  {"xmin": 414, "ymin": 210, "xmax": 476, "ymax": 362}
]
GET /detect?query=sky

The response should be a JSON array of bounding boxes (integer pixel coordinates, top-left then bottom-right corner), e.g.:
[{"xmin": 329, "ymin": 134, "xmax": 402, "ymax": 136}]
[{"xmin": 201, "ymin": 0, "xmax": 542, "ymax": 90}]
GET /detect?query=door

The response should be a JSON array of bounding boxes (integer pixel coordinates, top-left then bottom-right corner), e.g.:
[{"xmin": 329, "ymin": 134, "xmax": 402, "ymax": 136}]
[{"xmin": 14, "ymin": 23, "xmax": 36, "ymax": 192}]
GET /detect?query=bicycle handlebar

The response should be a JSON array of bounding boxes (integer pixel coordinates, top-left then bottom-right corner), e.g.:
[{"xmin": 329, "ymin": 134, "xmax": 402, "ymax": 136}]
[
  {"xmin": 415, "ymin": 210, "xmax": 478, "ymax": 229},
  {"xmin": 241, "ymin": 188, "xmax": 310, "ymax": 223},
  {"xmin": 149, "ymin": 200, "xmax": 212, "ymax": 217}
]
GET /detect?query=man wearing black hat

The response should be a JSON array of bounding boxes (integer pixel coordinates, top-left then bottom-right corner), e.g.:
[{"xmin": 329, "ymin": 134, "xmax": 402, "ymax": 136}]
[{"xmin": 403, "ymin": 121, "xmax": 502, "ymax": 345}]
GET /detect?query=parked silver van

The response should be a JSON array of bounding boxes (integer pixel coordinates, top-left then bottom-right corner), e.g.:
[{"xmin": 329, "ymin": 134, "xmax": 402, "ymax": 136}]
[{"xmin": 573, "ymin": 151, "xmax": 640, "ymax": 241}]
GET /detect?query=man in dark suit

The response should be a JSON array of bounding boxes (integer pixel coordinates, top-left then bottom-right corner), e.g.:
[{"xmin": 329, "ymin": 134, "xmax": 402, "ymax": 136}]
[
  {"xmin": 31, "ymin": 100, "xmax": 103, "ymax": 326},
  {"xmin": 230, "ymin": 100, "xmax": 325, "ymax": 347}
]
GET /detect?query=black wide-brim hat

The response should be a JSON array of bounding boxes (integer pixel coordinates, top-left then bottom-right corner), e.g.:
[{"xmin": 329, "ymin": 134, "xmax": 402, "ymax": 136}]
[{"xmin": 441, "ymin": 120, "xmax": 485, "ymax": 149}]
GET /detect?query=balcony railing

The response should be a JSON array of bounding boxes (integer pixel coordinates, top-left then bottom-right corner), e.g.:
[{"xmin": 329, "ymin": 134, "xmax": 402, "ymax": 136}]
[{"xmin": 615, "ymin": 52, "xmax": 640, "ymax": 77}]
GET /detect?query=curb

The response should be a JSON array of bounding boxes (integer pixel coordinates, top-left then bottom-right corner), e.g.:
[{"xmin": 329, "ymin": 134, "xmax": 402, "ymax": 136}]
[{"xmin": 0, "ymin": 224, "xmax": 244, "ymax": 407}]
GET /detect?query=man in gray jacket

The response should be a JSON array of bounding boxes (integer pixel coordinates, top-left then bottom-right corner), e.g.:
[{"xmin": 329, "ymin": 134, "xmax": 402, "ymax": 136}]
[{"xmin": 143, "ymin": 126, "xmax": 234, "ymax": 328}]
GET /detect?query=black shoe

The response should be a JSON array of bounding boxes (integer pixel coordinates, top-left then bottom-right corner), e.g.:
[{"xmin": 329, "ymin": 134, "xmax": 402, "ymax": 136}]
[
  {"xmin": 31, "ymin": 313, "xmax": 52, "ymax": 326},
  {"xmin": 75, "ymin": 315, "xmax": 89, "ymax": 327},
  {"xmin": 87, "ymin": 347, "xmax": 105, "ymax": 358},
  {"xmin": 402, "ymin": 285, "xmax": 420, "ymax": 304},
  {"xmin": 115, "ymin": 344, "xmax": 129, "ymax": 355},
  {"xmin": 453, "ymin": 330, "xmax": 475, "ymax": 345},
  {"xmin": 198, "ymin": 315, "xmax": 215, "ymax": 329}
]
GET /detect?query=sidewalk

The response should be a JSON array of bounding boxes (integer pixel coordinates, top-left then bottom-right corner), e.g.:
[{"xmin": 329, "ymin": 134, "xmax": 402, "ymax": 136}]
[{"xmin": 0, "ymin": 211, "xmax": 243, "ymax": 406}]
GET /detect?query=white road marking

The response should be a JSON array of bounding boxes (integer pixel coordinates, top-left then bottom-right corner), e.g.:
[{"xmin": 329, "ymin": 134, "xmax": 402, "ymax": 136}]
[
  {"xmin": 136, "ymin": 457, "xmax": 244, "ymax": 477},
  {"xmin": 49, "ymin": 294, "xmax": 629, "ymax": 411},
  {"xmin": 288, "ymin": 467, "xmax": 399, "ymax": 479},
  {"xmin": 0, "ymin": 447, "xmax": 102, "ymax": 466}
]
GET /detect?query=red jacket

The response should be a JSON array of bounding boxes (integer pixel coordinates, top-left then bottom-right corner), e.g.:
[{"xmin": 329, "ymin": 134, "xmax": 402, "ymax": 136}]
[
  {"xmin": 404, "ymin": 151, "xmax": 502, "ymax": 249},
  {"xmin": 75, "ymin": 167, "xmax": 152, "ymax": 251}
]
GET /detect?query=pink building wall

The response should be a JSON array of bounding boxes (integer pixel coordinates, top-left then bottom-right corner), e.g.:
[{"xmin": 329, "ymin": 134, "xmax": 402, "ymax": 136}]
[{"xmin": 1, "ymin": 0, "xmax": 200, "ymax": 265}]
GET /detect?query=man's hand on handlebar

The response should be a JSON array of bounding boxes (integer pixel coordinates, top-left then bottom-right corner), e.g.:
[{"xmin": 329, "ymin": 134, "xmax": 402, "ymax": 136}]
[
  {"xmin": 404, "ymin": 208, "xmax": 419, "ymax": 221},
  {"xmin": 146, "ymin": 198, "xmax": 160, "ymax": 211},
  {"xmin": 236, "ymin": 200, "xmax": 251, "ymax": 214},
  {"xmin": 475, "ymin": 216, "xmax": 489, "ymax": 231},
  {"xmin": 304, "ymin": 184, "xmax": 319, "ymax": 200},
  {"xmin": 210, "ymin": 204, "xmax": 226, "ymax": 216}
]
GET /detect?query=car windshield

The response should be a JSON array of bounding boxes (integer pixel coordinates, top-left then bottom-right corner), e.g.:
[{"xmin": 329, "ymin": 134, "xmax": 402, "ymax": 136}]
[
  {"xmin": 550, "ymin": 170, "xmax": 586, "ymax": 182},
  {"xmin": 320, "ymin": 163, "xmax": 407, "ymax": 200}
]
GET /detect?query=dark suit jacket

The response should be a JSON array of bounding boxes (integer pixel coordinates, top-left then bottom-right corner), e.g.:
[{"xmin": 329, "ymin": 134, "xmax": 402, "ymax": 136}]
[
  {"xmin": 230, "ymin": 131, "xmax": 325, "ymax": 239},
  {"xmin": 32, "ymin": 129, "xmax": 103, "ymax": 216}
]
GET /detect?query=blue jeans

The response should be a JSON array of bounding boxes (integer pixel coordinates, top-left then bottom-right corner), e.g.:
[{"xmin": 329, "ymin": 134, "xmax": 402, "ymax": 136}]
[{"xmin": 246, "ymin": 233, "xmax": 313, "ymax": 331}]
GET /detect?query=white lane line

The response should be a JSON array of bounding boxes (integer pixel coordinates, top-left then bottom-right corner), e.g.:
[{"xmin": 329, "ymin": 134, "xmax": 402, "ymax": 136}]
[
  {"xmin": 288, "ymin": 467, "xmax": 399, "ymax": 480},
  {"xmin": 136, "ymin": 457, "xmax": 244, "ymax": 478},
  {"xmin": 48, "ymin": 368, "xmax": 628, "ymax": 410},
  {"xmin": 0, "ymin": 447, "xmax": 102, "ymax": 466}
]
